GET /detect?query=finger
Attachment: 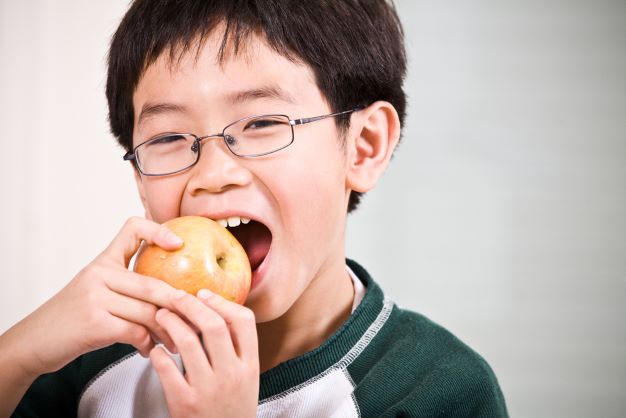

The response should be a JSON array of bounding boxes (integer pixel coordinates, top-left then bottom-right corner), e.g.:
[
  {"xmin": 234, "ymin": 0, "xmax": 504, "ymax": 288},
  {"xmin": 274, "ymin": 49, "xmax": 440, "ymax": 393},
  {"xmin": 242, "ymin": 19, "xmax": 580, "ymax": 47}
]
[
  {"xmin": 171, "ymin": 291, "xmax": 239, "ymax": 371},
  {"xmin": 196, "ymin": 289, "xmax": 258, "ymax": 364},
  {"xmin": 103, "ymin": 216, "xmax": 183, "ymax": 266},
  {"xmin": 109, "ymin": 315, "xmax": 155, "ymax": 357},
  {"xmin": 155, "ymin": 308, "xmax": 211, "ymax": 385},
  {"xmin": 149, "ymin": 346, "xmax": 188, "ymax": 402},
  {"xmin": 107, "ymin": 290, "xmax": 178, "ymax": 354},
  {"xmin": 106, "ymin": 270, "xmax": 178, "ymax": 311}
]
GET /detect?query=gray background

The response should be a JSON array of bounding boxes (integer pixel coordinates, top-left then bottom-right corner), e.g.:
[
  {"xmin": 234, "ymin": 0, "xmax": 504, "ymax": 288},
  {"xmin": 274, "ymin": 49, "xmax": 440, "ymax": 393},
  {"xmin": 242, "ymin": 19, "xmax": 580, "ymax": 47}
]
[{"xmin": 1, "ymin": 1, "xmax": 625, "ymax": 417}]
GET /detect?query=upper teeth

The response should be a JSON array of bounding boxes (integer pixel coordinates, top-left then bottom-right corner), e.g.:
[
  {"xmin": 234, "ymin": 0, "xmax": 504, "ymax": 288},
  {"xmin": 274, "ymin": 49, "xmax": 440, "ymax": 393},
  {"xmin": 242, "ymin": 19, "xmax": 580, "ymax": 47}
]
[{"xmin": 216, "ymin": 216, "xmax": 250, "ymax": 228}]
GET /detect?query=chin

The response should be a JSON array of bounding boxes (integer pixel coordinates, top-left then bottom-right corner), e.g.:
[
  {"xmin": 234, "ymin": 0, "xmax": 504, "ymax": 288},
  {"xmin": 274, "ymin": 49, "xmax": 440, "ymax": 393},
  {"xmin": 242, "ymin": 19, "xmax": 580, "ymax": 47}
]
[
  {"xmin": 244, "ymin": 278, "xmax": 299, "ymax": 324},
  {"xmin": 245, "ymin": 292, "xmax": 286, "ymax": 323}
]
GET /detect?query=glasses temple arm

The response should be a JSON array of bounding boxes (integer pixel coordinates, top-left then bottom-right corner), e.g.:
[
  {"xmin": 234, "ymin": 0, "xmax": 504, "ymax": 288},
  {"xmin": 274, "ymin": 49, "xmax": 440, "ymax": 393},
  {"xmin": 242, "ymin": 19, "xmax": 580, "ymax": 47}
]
[{"xmin": 291, "ymin": 106, "xmax": 364, "ymax": 126}]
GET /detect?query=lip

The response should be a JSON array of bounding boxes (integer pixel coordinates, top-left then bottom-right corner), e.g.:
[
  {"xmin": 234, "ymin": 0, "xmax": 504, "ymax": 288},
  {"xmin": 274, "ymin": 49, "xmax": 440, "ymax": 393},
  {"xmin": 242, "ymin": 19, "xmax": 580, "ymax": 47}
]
[
  {"xmin": 194, "ymin": 211, "xmax": 274, "ymax": 238},
  {"xmin": 196, "ymin": 211, "xmax": 264, "ymax": 225}
]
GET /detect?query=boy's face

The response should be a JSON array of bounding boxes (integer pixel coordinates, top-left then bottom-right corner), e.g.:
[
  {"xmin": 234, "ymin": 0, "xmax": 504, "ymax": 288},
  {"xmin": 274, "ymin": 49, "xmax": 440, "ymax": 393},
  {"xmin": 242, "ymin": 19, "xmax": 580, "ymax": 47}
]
[{"xmin": 132, "ymin": 32, "xmax": 352, "ymax": 322}]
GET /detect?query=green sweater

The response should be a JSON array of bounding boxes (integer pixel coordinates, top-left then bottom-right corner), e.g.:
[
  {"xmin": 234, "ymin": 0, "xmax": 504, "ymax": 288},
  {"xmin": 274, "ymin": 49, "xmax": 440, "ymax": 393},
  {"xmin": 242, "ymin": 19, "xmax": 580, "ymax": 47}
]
[{"xmin": 14, "ymin": 260, "xmax": 508, "ymax": 417}]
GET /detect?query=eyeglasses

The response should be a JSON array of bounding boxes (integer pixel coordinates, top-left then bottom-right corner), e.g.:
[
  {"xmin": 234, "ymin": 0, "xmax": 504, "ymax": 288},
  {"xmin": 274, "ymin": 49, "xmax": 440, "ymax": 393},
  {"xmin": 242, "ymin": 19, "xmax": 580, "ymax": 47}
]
[{"xmin": 123, "ymin": 108, "xmax": 361, "ymax": 176}]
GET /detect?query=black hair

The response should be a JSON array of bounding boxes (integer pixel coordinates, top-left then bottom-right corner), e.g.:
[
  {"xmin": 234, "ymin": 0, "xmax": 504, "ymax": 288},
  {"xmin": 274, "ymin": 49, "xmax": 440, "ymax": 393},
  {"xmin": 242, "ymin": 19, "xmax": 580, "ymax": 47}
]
[{"xmin": 107, "ymin": 0, "xmax": 407, "ymax": 212}]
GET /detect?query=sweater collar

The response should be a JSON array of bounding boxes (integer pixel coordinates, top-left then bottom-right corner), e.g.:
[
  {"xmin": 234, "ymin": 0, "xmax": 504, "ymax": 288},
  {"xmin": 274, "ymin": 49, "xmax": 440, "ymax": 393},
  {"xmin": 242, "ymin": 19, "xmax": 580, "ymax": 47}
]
[{"xmin": 258, "ymin": 259, "xmax": 389, "ymax": 401}]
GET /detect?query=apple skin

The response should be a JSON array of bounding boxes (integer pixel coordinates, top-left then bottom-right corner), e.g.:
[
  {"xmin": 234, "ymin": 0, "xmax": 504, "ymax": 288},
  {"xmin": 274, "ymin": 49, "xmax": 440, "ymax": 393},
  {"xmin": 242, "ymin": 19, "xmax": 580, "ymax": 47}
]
[{"xmin": 134, "ymin": 216, "xmax": 251, "ymax": 304}]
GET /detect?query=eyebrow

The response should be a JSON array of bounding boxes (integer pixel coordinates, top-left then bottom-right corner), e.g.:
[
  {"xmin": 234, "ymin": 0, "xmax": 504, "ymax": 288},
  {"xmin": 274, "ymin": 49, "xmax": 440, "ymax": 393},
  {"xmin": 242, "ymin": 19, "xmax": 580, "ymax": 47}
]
[
  {"xmin": 137, "ymin": 102, "xmax": 187, "ymax": 126},
  {"xmin": 226, "ymin": 85, "xmax": 296, "ymax": 105},
  {"xmin": 137, "ymin": 85, "xmax": 296, "ymax": 126}
]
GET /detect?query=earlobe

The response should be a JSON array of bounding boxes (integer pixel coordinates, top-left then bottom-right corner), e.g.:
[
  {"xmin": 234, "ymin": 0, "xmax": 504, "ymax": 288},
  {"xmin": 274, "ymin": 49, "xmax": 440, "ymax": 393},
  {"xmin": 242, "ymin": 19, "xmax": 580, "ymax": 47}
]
[{"xmin": 346, "ymin": 101, "xmax": 401, "ymax": 193}]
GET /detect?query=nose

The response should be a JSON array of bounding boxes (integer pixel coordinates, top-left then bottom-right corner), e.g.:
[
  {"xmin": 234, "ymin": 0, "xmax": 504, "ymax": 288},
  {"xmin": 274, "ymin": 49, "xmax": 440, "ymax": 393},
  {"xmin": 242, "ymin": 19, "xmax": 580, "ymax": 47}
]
[{"xmin": 185, "ymin": 136, "xmax": 252, "ymax": 195}]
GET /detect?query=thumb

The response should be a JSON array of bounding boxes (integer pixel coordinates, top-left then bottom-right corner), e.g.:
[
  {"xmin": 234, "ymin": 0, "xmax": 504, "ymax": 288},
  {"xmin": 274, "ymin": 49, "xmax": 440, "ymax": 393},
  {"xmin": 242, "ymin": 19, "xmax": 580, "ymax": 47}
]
[{"xmin": 103, "ymin": 217, "xmax": 183, "ymax": 266}]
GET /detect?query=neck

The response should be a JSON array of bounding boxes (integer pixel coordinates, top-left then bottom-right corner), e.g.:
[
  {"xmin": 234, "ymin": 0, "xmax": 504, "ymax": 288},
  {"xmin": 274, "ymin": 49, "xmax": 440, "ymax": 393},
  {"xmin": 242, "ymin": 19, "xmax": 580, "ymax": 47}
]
[{"xmin": 256, "ymin": 259, "xmax": 355, "ymax": 373}]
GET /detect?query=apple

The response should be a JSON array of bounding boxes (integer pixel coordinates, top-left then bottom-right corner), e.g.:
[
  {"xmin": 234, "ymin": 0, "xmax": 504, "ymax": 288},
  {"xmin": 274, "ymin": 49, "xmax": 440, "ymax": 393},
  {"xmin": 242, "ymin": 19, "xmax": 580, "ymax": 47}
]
[{"xmin": 134, "ymin": 216, "xmax": 251, "ymax": 304}]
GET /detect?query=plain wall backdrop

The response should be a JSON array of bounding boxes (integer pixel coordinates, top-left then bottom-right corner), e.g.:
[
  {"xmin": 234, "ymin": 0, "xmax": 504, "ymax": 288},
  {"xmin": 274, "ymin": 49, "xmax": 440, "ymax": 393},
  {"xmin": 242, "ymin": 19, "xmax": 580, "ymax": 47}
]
[{"xmin": 1, "ymin": 1, "xmax": 625, "ymax": 417}]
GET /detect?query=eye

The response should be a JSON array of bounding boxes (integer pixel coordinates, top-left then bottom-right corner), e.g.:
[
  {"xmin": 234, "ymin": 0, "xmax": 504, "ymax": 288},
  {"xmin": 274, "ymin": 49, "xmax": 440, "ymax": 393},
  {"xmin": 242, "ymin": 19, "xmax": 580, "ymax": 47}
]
[
  {"xmin": 148, "ymin": 134, "xmax": 187, "ymax": 145},
  {"xmin": 244, "ymin": 118, "xmax": 284, "ymax": 130}
]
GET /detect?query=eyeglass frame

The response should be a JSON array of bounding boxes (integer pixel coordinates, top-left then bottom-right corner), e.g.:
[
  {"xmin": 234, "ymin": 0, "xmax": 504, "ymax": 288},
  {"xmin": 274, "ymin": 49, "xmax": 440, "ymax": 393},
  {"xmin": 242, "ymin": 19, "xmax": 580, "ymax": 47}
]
[{"xmin": 123, "ymin": 107, "xmax": 363, "ymax": 176}]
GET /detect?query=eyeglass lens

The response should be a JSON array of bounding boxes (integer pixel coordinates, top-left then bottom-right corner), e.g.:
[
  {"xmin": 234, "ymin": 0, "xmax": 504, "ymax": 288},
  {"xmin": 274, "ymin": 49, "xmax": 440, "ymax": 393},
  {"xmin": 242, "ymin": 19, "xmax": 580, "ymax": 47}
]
[{"xmin": 135, "ymin": 115, "xmax": 293, "ymax": 175}]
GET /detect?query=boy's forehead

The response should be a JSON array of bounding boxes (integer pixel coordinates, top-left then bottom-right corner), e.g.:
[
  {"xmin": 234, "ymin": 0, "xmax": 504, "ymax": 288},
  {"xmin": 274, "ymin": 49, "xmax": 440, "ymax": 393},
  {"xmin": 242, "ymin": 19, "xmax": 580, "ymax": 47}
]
[{"xmin": 133, "ymin": 31, "xmax": 321, "ymax": 116}]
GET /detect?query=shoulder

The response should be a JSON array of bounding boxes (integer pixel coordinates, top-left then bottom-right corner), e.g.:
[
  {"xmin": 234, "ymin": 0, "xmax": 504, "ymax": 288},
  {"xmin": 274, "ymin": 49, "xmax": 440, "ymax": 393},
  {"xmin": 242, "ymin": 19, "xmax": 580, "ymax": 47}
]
[
  {"xmin": 388, "ymin": 307, "xmax": 490, "ymax": 372},
  {"xmin": 389, "ymin": 307, "xmax": 501, "ymax": 389},
  {"xmin": 343, "ymin": 257, "xmax": 508, "ymax": 416},
  {"xmin": 354, "ymin": 306, "xmax": 508, "ymax": 417}
]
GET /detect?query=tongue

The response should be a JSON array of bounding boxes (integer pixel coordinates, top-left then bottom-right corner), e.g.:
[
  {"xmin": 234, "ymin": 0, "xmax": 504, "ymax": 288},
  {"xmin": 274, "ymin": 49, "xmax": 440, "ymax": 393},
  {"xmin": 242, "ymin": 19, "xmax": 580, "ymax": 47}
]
[
  {"xmin": 245, "ymin": 236, "xmax": 271, "ymax": 271},
  {"xmin": 231, "ymin": 221, "xmax": 271, "ymax": 271}
]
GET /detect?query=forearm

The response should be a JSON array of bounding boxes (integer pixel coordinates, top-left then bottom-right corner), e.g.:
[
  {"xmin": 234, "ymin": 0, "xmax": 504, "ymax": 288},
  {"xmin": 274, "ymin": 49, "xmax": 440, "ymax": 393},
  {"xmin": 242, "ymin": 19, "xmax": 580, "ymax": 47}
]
[{"xmin": 0, "ymin": 327, "xmax": 40, "ymax": 418}]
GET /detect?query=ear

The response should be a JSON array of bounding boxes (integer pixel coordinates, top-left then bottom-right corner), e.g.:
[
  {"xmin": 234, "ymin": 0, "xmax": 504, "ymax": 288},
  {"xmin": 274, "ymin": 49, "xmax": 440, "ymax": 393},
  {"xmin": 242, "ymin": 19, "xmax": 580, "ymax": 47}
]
[
  {"xmin": 345, "ymin": 101, "xmax": 401, "ymax": 193},
  {"xmin": 133, "ymin": 168, "xmax": 153, "ymax": 221}
]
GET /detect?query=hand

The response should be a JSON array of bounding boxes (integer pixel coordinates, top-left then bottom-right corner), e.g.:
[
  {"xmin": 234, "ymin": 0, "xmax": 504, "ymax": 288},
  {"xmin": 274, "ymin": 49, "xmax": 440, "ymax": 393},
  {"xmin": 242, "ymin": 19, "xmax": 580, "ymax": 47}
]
[
  {"xmin": 150, "ymin": 289, "xmax": 259, "ymax": 418},
  {"xmin": 2, "ymin": 216, "xmax": 183, "ymax": 379}
]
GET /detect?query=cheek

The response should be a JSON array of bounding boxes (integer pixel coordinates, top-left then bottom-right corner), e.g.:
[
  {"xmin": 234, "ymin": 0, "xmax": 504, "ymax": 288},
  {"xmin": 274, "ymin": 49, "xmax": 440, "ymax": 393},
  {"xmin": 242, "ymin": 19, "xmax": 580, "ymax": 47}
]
[
  {"xmin": 268, "ymin": 144, "xmax": 347, "ymax": 237},
  {"xmin": 141, "ymin": 177, "xmax": 187, "ymax": 222}
]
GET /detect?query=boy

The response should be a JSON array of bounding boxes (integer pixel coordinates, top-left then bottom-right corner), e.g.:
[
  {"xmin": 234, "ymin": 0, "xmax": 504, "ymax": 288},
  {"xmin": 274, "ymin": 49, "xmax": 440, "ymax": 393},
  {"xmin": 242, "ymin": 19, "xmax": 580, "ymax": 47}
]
[{"xmin": 1, "ymin": 0, "xmax": 508, "ymax": 416}]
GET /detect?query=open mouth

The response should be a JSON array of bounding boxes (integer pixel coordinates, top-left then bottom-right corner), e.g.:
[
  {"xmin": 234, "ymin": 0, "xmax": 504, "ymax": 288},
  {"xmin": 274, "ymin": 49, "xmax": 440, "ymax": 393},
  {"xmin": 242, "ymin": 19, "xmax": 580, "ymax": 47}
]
[{"xmin": 217, "ymin": 217, "xmax": 272, "ymax": 272}]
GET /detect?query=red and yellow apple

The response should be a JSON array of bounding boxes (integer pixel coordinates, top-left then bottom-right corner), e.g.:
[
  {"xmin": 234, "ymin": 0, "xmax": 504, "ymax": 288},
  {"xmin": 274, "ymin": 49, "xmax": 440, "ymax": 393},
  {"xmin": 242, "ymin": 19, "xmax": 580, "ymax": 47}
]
[{"xmin": 134, "ymin": 216, "xmax": 251, "ymax": 304}]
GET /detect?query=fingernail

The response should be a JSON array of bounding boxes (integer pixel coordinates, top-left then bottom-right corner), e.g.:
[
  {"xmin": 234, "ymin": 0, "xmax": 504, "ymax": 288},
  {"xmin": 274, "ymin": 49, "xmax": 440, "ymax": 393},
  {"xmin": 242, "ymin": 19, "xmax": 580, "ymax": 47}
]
[
  {"xmin": 173, "ymin": 289, "xmax": 186, "ymax": 300},
  {"xmin": 197, "ymin": 288, "xmax": 214, "ymax": 300},
  {"xmin": 155, "ymin": 308, "xmax": 168, "ymax": 321},
  {"xmin": 167, "ymin": 232, "xmax": 184, "ymax": 246}
]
